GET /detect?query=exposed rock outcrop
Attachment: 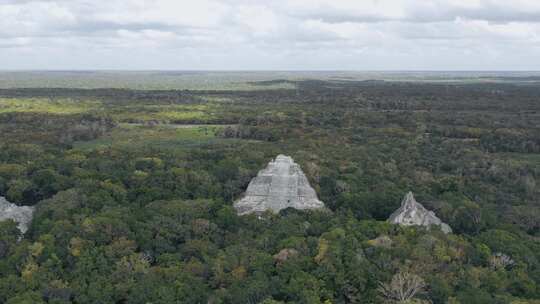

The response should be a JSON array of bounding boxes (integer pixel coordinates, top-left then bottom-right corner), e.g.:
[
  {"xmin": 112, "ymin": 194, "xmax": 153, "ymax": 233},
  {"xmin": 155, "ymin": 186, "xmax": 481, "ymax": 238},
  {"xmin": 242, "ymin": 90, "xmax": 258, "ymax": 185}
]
[
  {"xmin": 0, "ymin": 196, "xmax": 34, "ymax": 234},
  {"xmin": 489, "ymin": 253, "xmax": 515, "ymax": 270},
  {"xmin": 388, "ymin": 192, "xmax": 452, "ymax": 234},
  {"xmin": 234, "ymin": 155, "xmax": 325, "ymax": 215},
  {"xmin": 273, "ymin": 248, "xmax": 299, "ymax": 264}
]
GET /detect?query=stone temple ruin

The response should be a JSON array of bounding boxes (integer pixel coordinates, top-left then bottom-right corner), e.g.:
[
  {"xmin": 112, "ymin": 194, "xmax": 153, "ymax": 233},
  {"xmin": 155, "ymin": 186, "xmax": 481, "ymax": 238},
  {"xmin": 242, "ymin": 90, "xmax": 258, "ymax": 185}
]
[
  {"xmin": 0, "ymin": 196, "xmax": 34, "ymax": 234},
  {"xmin": 234, "ymin": 155, "xmax": 325, "ymax": 215},
  {"xmin": 388, "ymin": 192, "xmax": 452, "ymax": 234}
]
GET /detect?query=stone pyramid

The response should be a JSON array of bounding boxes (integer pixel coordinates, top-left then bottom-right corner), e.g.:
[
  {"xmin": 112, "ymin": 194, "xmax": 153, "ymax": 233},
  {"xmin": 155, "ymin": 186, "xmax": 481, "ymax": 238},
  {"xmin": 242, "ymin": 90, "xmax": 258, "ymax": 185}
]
[
  {"xmin": 0, "ymin": 196, "xmax": 34, "ymax": 234},
  {"xmin": 388, "ymin": 192, "xmax": 452, "ymax": 234},
  {"xmin": 234, "ymin": 155, "xmax": 325, "ymax": 215}
]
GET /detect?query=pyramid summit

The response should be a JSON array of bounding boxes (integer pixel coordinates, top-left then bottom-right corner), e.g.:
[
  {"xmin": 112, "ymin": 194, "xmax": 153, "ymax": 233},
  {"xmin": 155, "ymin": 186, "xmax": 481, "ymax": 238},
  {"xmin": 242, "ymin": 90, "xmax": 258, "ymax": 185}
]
[
  {"xmin": 388, "ymin": 192, "xmax": 452, "ymax": 234},
  {"xmin": 0, "ymin": 196, "xmax": 34, "ymax": 234},
  {"xmin": 234, "ymin": 155, "xmax": 325, "ymax": 215}
]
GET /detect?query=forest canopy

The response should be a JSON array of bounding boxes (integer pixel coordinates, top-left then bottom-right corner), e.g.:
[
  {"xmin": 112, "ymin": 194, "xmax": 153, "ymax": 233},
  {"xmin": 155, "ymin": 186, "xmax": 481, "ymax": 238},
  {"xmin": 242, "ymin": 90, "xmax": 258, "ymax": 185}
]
[{"xmin": 0, "ymin": 77, "xmax": 539, "ymax": 304}]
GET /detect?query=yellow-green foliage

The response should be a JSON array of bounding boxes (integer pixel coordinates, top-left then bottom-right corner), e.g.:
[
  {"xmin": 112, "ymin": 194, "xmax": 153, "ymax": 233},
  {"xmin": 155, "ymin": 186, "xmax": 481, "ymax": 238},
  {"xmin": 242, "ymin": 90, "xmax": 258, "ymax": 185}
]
[
  {"xmin": 0, "ymin": 98, "xmax": 221, "ymax": 123},
  {"xmin": 314, "ymin": 238, "xmax": 329, "ymax": 263},
  {"xmin": 0, "ymin": 163, "xmax": 27, "ymax": 179},
  {"xmin": 110, "ymin": 104, "xmax": 214, "ymax": 122},
  {"xmin": 0, "ymin": 98, "xmax": 101, "ymax": 114}
]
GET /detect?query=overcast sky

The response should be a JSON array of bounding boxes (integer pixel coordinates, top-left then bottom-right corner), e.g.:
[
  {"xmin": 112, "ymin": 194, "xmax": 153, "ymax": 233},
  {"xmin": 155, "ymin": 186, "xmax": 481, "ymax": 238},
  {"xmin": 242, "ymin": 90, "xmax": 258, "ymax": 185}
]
[{"xmin": 1, "ymin": 0, "xmax": 539, "ymax": 70}]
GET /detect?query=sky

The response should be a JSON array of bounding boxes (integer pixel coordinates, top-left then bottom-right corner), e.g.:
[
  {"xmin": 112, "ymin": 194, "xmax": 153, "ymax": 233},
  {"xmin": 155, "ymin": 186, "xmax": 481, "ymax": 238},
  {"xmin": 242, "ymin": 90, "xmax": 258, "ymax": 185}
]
[{"xmin": 0, "ymin": 0, "xmax": 539, "ymax": 70}]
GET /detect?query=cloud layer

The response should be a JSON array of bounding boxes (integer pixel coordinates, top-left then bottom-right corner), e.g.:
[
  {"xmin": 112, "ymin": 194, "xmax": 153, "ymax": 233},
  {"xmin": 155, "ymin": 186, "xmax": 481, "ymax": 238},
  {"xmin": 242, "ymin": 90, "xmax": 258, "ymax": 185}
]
[{"xmin": 1, "ymin": 0, "xmax": 539, "ymax": 70}]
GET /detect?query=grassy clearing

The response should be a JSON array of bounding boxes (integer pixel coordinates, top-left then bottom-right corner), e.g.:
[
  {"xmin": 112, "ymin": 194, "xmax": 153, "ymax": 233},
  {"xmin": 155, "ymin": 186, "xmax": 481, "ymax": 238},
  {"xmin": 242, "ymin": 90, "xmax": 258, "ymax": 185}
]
[
  {"xmin": 73, "ymin": 124, "xmax": 225, "ymax": 151},
  {"xmin": 0, "ymin": 98, "xmax": 102, "ymax": 114},
  {"xmin": 110, "ymin": 104, "xmax": 215, "ymax": 123},
  {"xmin": 494, "ymin": 152, "xmax": 540, "ymax": 167},
  {"xmin": 0, "ymin": 98, "xmax": 221, "ymax": 123}
]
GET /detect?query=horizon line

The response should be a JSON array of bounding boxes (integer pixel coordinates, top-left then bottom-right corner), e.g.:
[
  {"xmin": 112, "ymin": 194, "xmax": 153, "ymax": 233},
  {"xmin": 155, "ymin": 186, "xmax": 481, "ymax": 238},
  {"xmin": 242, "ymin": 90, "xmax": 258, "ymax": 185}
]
[{"xmin": 1, "ymin": 69, "xmax": 540, "ymax": 73}]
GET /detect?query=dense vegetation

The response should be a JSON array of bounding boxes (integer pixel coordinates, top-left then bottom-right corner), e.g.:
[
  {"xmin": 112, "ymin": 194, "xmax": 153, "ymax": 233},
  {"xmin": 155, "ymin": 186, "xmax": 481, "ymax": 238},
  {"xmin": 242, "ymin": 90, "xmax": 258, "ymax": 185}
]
[{"xmin": 0, "ymin": 78, "xmax": 539, "ymax": 304}]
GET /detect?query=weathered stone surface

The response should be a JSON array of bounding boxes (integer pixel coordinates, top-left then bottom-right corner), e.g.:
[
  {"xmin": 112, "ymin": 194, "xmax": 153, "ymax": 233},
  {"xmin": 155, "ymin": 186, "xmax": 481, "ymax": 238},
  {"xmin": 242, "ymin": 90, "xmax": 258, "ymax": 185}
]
[
  {"xmin": 388, "ymin": 192, "xmax": 452, "ymax": 234},
  {"xmin": 0, "ymin": 196, "xmax": 34, "ymax": 234},
  {"xmin": 234, "ymin": 155, "xmax": 325, "ymax": 215},
  {"xmin": 489, "ymin": 252, "xmax": 515, "ymax": 270},
  {"xmin": 273, "ymin": 248, "xmax": 299, "ymax": 264},
  {"xmin": 368, "ymin": 235, "xmax": 393, "ymax": 248}
]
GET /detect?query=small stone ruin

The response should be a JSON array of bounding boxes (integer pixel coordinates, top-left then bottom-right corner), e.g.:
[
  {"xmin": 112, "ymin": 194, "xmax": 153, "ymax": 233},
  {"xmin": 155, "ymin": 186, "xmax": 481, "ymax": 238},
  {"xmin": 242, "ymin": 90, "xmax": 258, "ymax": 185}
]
[
  {"xmin": 388, "ymin": 192, "xmax": 452, "ymax": 234},
  {"xmin": 0, "ymin": 196, "xmax": 34, "ymax": 234}
]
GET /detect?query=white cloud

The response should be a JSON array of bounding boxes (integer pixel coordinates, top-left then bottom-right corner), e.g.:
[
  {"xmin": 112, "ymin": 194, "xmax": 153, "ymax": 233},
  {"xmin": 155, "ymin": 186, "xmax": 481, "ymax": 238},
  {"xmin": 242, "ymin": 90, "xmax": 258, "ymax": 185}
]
[{"xmin": 0, "ymin": 0, "xmax": 539, "ymax": 70}]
